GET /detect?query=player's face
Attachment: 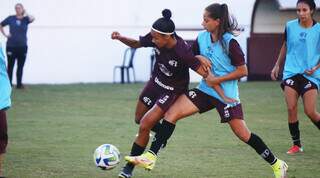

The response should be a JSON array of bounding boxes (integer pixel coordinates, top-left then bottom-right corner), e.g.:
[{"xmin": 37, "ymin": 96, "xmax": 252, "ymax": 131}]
[
  {"xmin": 202, "ymin": 11, "xmax": 220, "ymax": 33},
  {"xmin": 151, "ymin": 30, "xmax": 169, "ymax": 48},
  {"xmin": 15, "ymin": 4, "xmax": 24, "ymax": 16},
  {"xmin": 296, "ymin": 2, "xmax": 313, "ymax": 23}
]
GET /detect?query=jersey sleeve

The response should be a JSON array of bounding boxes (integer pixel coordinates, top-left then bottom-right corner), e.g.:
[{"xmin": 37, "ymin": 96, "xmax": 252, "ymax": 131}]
[
  {"xmin": 283, "ymin": 28, "xmax": 287, "ymax": 42},
  {"xmin": 139, "ymin": 33, "xmax": 155, "ymax": 47},
  {"xmin": 191, "ymin": 38, "xmax": 200, "ymax": 55},
  {"xmin": 0, "ymin": 16, "xmax": 11, "ymax": 27},
  {"xmin": 179, "ymin": 46, "xmax": 201, "ymax": 72},
  {"xmin": 229, "ymin": 39, "xmax": 245, "ymax": 66}
]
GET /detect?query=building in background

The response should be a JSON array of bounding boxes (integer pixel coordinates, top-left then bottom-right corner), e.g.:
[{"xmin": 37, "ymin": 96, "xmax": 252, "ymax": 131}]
[{"xmin": 1, "ymin": 0, "xmax": 319, "ymax": 84}]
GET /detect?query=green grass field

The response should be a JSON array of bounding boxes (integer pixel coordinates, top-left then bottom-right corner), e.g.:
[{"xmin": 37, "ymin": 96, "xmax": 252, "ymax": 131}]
[{"xmin": 4, "ymin": 82, "xmax": 320, "ymax": 178}]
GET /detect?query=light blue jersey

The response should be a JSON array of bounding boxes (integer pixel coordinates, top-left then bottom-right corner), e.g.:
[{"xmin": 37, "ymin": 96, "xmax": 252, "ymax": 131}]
[
  {"xmin": 284, "ymin": 19, "xmax": 320, "ymax": 89},
  {"xmin": 196, "ymin": 31, "xmax": 240, "ymax": 103},
  {"xmin": 0, "ymin": 43, "xmax": 11, "ymax": 110}
]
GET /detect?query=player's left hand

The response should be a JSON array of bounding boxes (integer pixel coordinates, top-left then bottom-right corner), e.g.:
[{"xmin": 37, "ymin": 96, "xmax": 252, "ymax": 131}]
[
  {"xmin": 196, "ymin": 55, "xmax": 212, "ymax": 73},
  {"xmin": 305, "ymin": 66, "xmax": 318, "ymax": 76},
  {"xmin": 204, "ymin": 72, "xmax": 221, "ymax": 86}
]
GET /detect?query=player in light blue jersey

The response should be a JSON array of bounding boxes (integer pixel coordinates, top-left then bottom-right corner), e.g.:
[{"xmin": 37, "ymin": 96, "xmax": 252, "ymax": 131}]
[
  {"xmin": 0, "ymin": 42, "xmax": 12, "ymax": 178},
  {"xmin": 127, "ymin": 3, "xmax": 288, "ymax": 178},
  {"xmin": 271, "ymin": 0, "xmax": 320, "ymax": 155}
]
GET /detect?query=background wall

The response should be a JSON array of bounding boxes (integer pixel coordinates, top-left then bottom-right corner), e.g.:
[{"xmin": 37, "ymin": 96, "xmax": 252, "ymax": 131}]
[{"xmin": 0, "ymin": 0, "xmax": 255, "ymax": 84}]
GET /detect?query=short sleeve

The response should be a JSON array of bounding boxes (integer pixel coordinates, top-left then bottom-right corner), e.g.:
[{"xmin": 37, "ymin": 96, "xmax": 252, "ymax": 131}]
[
  {"xmin": 229, "ymin": 39, "xmax": 245, "ymax": 66},
  {"xmin": 179, "ymin": 47, "xmax": 201, "ymax": 72},
  {"xmin": 139, "ymin": 33, "xmax": 155, "ymax": 47},
  {"xmin": 0, "ymin": 16, "xmax": 11, "ymax": 27},
  {"xmin": 191, "ymin": 38, "xmax": 200, "ymax": 55},
  {"xmin": 283, "ymin": 28, "xmax": 287, "ymax": 42}
]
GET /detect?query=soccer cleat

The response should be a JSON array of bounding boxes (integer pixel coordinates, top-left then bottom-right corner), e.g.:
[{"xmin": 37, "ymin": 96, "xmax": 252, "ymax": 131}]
[
  {"xmin": 125, "ymin": 151, "xmax": 157, "ymax": 171},
  {"xmin": 118, "ymin": 167, "xmax": 132, "ymax": 178},
  {"xmin": 272, "ymin": 159, "xmax": 288, "ymax": 178},
  {"xmin": 286, "ymin": 145, "xmax": 303, "ymax": 155}
]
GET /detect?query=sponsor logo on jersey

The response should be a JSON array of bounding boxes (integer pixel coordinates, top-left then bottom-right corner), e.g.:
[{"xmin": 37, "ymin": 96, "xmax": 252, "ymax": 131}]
[
  {"xmin": 168, "ymin": 60, "xmax": 178, "ymax": 67},
  {"xmin": 154, "ymin": 77, "xmax": 174, "ymax": 91},
  {"xmin": 158, "ymin": 63, "xmax": 173, "ymax": 76}
]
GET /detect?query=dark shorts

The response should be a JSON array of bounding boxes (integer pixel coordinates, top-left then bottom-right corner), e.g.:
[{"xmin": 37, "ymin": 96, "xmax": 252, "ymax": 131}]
[
  {"xmin": 186, "ymin": 88, "xmax": 244, "ymax": 123},
  {"xmin": 139, "ymin": 80, "xmax": 182, "ymax": 112},
  {"xmin": 281, "ymin": 74, "xmax": 318, "ymax": 96}
]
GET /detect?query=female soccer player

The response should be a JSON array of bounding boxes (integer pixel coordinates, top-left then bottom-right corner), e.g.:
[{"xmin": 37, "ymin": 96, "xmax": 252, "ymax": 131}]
[
  {"xmin": 0, "ymin": 42, "xmax": 12, "ymax": 177},
  {"xmin": 127, "ymin": 3, "xmax": 288, "ymax": 178},
  {"xmin": 111, "ymin": 9, "xmax": 236, "ymax": 178},
  {"xmin": 271, "ymin": 0, "xmax": 320, "ymax": 155},
  {"xmin": 0, "ymin": 3, "xmax": 35, "ymax": 89}
]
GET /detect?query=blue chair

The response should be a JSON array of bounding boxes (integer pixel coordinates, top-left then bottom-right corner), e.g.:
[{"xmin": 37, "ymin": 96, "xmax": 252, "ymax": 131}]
[{"xmin": 113, "ymin": 48, "xmax": 137, "ymax": 83}]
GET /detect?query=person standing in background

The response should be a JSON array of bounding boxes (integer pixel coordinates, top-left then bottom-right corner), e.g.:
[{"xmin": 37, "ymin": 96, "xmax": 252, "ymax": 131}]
[
  {"xmin": 271, "ymin": 0, "xmax": 320, "ymax": 155},
  {"xmin": 0, "ymin": 41, "xmax": 12, "ymax": 178},
  {"xmin": 0, "ymin": 3, "xmax": 35, "ymax": 89}
]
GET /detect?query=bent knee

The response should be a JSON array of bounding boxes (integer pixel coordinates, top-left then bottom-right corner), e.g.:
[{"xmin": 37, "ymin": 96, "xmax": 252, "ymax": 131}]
[
  {"xmin": 164, "ymin": 110, "xmax": 180, "ymax": 123},
  {"xmin": 304, "ymin": 109, "xmax": 318, "ymax": 120}
]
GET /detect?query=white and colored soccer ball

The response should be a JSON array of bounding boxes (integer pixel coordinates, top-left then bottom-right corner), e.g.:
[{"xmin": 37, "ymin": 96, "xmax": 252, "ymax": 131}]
[{"xmin": 93, "ymin": 144, "xmax": 121, "ymax": 170}]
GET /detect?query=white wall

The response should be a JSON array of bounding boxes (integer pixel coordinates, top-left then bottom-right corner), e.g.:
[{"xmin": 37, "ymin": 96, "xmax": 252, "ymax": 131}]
[{"xmin": 0, "ymin": 0, "xmax": 255, "ymax": 84}]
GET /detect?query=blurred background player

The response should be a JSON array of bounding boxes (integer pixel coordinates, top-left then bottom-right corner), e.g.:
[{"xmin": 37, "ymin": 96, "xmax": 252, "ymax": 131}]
[
  {"xmin": 0, "ymin": 3, "xmax": 35, "ymax": 89},
  {"xmin": 127, "ymin": 3, "xmax": 288, "ymax": 178},
  {"xmin": 111, "ymin": 9, "xmax": 236, "ymax": 178},
  {"xmin": 271, "ymin": 0, "xmax": 320, "ymax": 155},
  {"xmin": 0, "ymin": 41, "xmax": 12, "ymax": 177}
]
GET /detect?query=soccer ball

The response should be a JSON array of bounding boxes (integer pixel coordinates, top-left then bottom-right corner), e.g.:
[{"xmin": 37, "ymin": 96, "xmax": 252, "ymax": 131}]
[{"xmin": 93, "ymin": 144, "xmax": 121, "ymax": 170}]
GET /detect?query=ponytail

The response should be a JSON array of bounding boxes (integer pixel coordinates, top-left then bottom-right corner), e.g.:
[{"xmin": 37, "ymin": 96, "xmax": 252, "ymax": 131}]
[{"xmin": 205, "ymin": 3, "xmax": 238, "ymax": 52}]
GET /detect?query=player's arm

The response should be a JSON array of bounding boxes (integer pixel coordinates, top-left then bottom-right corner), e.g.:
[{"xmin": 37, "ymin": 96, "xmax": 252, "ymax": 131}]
[
  {"xmin": 205, "ymin": 65, "xmax": 247, "ymax": 86},
  {"xmin": 111, "ymin": 31, "xmax": 142, "ymax": 48},
  {"xmin": 305, "ymin": 59, "xmax": 320, "ymax": 76},
  {"xmin": 271, "ymin": 42, "xmax": 287, "ymax": 80},
  {"xmin": 205, "ymin": 39, "xmax": 247, "ymax": 86},
  {"xmin": 0, "ymin": 17, "xmax": 10, "ymax": 38}
]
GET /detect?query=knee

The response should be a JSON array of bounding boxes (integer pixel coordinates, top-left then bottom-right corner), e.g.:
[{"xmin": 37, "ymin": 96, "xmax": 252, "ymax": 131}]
[
  {"xmin": 164, "ymin": 110, "xmax": 179, "ymax": 124},
  {"xmin": 287, "ymin": 105, "xmax": 297, "ymax": 114},
  {"xmin": 139, "ymin": 120, "xmax": 151, "ymax": 134},
  {"xmin": 135, "ymin": 113, "xmax": 143, "ymax": 125},
  {"xmin": 235, "ymin": 130, "xmax": 250, "ymax": 142},
  {"xmin": 304, "ymin": 108, "xmax": 317, "ymax": 120}
]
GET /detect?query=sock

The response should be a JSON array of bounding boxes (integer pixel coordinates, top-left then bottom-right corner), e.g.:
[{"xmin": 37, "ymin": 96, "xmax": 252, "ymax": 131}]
[
  {"xmin": 123, "ymin": 142, "xmax": 145, "ymax": 171},
  {"xmin": 246, "ymin": 133, "xmax": 277, "ymax": 165},
  {"xmin": 151, "ymin": 122, "xmax": 162, "ymax": 133},
  {"xmin": 312, "ymin": 120, "xmax": 320, "ymax": 130},
  {"xmin": 289, "ymin": 121, "xmax": 301, "ymax": 147},
  {"xmin": 149, "ymin": 119, "xmax": 176, "ymax": 155}
]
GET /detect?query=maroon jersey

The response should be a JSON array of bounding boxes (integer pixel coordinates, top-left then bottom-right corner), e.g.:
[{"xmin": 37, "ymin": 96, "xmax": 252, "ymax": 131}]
[{"xmin": 139, "ymin": 33, "xmax": 201, "ymax": 93}]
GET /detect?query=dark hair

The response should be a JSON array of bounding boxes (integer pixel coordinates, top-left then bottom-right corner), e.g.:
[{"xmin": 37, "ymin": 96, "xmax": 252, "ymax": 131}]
[
  {"xmin": 205, "ymin": 3, "xmax": 238, "ymax": 51},
  {"xmin": 297, "ymin": 0, "xmax": 316, "ymax": 11},
  {"xmin": 152, "ymin": 9, "xmax": 175, "ymax": 35}
]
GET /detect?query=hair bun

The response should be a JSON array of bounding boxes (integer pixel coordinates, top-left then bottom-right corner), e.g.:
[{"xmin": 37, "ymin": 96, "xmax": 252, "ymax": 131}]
[{"xmin": 162, "ymin": 9, "xmax": 172, "ymax": 20}]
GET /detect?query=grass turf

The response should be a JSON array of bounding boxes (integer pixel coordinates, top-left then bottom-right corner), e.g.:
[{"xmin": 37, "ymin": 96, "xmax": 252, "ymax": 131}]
[{"xmin": 4, "ymin": 82, "xmax": 320, "ymax": 178}]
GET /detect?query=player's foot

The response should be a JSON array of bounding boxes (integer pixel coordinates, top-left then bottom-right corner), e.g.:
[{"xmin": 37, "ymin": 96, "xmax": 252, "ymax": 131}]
[
  {"xmin": 118, "ymin": 166, "xmax": 132, "ymax": 178},
  {"xmin": 271, "ymin": 159, "xmax": 288, "ymax": 178},
  {"xmin": 286, "ymin": 145, "xmax": 303, "ymax": 155},
  {"xmin": 125, "ymin": 151, "xmax": 157, "ymax": 171}
]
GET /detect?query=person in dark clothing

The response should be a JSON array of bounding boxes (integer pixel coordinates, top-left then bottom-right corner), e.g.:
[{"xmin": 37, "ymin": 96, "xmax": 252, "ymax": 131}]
[{"xmin": 0, "ymin": 3, "xmax": 35, "ymax": 89}]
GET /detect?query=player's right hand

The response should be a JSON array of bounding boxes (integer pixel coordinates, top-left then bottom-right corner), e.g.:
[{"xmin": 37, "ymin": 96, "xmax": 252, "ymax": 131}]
[
  {"xmin": 271, "ymin": 65, "xmax": 279, "ymax": 81},
  {"xmin": 111, "ymin": 31, "xmax": 121, "ymax": 40}
]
